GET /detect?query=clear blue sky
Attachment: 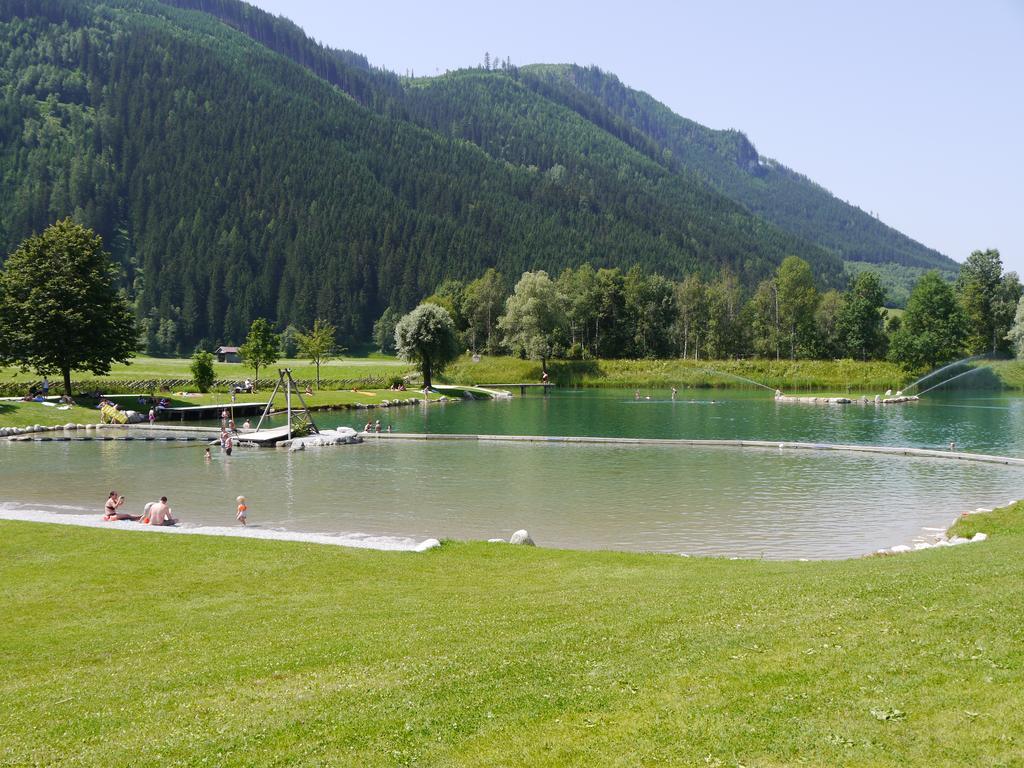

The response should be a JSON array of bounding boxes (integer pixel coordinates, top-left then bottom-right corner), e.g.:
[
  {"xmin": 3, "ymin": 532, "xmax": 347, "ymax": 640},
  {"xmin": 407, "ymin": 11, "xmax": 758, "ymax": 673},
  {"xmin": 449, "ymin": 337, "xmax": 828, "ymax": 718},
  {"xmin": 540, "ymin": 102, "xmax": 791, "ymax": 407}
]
[{"xmin": 249, "ymin": 0, "xmax": 1024, "ymax": 274}]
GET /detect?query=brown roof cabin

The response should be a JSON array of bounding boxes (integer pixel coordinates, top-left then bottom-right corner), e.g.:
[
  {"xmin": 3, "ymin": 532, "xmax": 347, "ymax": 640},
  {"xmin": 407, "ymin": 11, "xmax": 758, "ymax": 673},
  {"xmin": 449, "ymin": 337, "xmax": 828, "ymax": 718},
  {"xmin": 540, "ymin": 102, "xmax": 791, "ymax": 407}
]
[{"xmin": 216, "ymin": 345, "xmax": 241, "ymax": 363}]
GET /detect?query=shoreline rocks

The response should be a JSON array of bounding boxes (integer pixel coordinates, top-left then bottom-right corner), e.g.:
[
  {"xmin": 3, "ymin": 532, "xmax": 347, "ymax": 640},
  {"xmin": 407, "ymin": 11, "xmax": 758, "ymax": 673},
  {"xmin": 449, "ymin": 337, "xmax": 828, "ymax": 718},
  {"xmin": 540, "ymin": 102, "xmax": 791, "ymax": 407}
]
[{"xmin": 509, "ymin": 529, "xmax": 535, "ymax": 546}]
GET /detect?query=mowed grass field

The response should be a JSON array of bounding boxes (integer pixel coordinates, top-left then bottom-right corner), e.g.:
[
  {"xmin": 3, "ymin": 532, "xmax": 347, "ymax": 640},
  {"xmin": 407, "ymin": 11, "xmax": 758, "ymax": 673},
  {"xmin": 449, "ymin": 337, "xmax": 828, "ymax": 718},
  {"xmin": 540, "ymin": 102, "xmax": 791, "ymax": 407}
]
[
  {"xmin": 0, "ymin": 355, "xmax": 410, "ymax": 384},
  {"xmin": 1, "ymin": 506, "xmax": 1021, "ymax": 766}
]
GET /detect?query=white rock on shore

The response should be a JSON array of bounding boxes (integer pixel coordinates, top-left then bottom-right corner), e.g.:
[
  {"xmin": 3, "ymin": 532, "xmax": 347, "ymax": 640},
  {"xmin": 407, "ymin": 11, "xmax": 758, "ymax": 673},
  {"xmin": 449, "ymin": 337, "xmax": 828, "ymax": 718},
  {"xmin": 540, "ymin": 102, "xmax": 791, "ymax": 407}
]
[{"xmin": 509, "ymin": 529, "xmax": 535, "ymax": 546}]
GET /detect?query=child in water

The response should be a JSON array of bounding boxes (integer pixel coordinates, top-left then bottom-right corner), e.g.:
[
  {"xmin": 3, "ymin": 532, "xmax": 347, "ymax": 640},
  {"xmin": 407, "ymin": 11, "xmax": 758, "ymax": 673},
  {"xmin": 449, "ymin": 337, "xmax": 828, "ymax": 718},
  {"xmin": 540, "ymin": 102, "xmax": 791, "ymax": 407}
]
[
  {"xmin": 204, "ymin": 447, "xmax": 211, "ymax": 461},
  {"xmin": 236, "ymin": 495, "xmax": 248, "ymax": 525}
]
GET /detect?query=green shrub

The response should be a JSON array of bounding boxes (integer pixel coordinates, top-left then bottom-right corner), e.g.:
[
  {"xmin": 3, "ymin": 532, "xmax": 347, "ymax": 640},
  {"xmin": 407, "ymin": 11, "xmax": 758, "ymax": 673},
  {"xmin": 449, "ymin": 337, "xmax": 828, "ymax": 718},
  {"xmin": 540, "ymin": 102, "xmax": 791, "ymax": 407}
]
[{"xmin": 190, "ymin": 351, "xmax": 216, "ymax": 393}]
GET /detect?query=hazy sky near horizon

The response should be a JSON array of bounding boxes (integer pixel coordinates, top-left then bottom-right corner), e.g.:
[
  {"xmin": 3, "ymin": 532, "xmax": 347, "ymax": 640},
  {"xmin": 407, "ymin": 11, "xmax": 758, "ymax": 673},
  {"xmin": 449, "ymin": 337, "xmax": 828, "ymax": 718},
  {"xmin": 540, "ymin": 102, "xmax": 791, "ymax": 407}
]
[{"xmin": 248, "ymin": 0, "xmax": 1023, "ymax": 274}]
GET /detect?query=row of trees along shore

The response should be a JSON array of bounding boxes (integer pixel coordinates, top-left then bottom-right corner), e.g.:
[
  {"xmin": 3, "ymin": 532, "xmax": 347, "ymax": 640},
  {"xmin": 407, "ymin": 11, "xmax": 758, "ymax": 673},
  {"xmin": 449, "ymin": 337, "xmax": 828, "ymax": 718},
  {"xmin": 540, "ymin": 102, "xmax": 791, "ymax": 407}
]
[
  {"xmin": 3, "ymin": 221, "xmax": 1024, "ymax": 394},
  {"xmin": 373, "ymin": 251, "xmax": 1023, "ymax": 374}
]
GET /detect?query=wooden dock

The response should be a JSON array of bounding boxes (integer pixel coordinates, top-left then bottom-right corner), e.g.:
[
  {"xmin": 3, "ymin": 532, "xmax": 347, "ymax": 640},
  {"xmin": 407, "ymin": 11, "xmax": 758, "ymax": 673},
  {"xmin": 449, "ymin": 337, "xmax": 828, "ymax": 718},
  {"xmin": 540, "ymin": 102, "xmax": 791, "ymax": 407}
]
[
  {"xmin": 485, "ymin": 383, "xmax": 556, "ymax": 395},
  {"xmin": 237, "ymin": 425, "xmax": 297, "ymax": 446},
  {"xmin": 163, "ymin": 402, "xmax": 270, "ymax": 421}
]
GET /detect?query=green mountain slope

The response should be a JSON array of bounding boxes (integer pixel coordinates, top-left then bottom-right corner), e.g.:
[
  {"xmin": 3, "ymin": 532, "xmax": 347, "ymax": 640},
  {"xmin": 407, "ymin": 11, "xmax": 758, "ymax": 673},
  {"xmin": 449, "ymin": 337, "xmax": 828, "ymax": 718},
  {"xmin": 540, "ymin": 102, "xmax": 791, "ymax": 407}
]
[
  {"xmin": 0, "ymin": 0, "xmax": 841, "ymax": 351},
  {"xmin": 520, "ymin": 64, "xmax": 957, "ymax": 271}
]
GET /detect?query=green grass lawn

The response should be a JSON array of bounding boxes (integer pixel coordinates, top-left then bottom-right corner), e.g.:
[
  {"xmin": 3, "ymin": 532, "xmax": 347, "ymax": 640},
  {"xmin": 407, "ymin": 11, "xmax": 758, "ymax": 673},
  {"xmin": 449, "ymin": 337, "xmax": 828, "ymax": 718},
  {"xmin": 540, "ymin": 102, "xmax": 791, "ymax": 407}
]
[
  {"xmin": 0, "ymin": 355, "xmax": 411, "ymax": 384},
  {"xmin": 0, "ymin": 388, "xmax": 440, "ymax": 429},
  {"xmin": 0, "ymin": 399, "xmax": 103, "ymax": 428},
  {"xmin": 445, "ymin": 355, "xmax": 1024, "ymax": 392},
  {"xmin": 2, "ymin": 504, "xmax": 1022, "ymax": 766}
]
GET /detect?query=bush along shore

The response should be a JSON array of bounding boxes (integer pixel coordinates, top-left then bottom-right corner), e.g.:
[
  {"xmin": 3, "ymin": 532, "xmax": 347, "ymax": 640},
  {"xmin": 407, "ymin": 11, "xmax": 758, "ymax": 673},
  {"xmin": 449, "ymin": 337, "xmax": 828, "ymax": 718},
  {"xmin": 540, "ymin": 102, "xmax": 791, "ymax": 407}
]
[{"xmin": 1, "ymin": 502, "xmax": 1022, "ymax": 766}]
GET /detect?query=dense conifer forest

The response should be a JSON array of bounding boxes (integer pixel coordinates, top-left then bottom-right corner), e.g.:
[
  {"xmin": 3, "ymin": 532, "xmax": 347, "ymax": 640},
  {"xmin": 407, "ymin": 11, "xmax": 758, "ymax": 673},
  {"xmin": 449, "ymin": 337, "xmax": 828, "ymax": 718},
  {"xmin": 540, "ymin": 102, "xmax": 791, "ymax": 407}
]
[{"xmin": 0, "ymin": 0, "xmax": 958, "ymax": 353}]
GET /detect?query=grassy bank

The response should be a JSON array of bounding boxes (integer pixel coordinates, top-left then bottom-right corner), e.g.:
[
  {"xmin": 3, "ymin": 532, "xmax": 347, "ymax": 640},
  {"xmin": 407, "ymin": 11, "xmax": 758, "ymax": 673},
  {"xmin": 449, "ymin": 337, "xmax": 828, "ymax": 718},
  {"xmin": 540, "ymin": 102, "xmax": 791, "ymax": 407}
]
[
  {"xmin": 445, "ymin": 355, "xmax": 1024, "ymax": 392},
  {"xmin": 0, "ymin": 355, "xmax": 413, "ymax": 396},
  {"xmin": 0, "ymin": 388, "xmax": 443, "ymax": 429},
  {"xmin": 6, "ymin": 355, "xmax": 1022, "ymax": 398},
  {"xmin": 2, "ymin": 505, "xmax": 1023, "ymax": 766},
  {"xmin": 445, "ymin": 356, "xmax": 908, "ymax": 391}
]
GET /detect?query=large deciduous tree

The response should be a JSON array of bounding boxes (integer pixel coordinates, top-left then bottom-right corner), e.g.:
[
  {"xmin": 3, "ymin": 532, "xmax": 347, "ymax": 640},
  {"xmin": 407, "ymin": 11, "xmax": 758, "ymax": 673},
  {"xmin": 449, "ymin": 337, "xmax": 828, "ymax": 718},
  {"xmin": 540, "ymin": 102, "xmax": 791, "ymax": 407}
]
[
  {"xmin": 394, "ymin": 303, "xmax": 460, "ymax": 390},
  {"xmin": 836, "ymin": 271, "xmax": 887, "ymax": 360},
  {"xmin": 775, "ymin": 256, "xmax": 820, "ymax": 360},
  {"xmin": 956, "ymin": 249, "xmax": 1003, "ymax": 355},
  {"xmin": 239, "ymin": 318, "xmax": 280, "ymax": 384},
  {"xmin": 498, "ymin": 271, "xmax": 567, "ymax": 373},
  {"xmin": 0, "ymin": 219, "xmax": 136, "ymax": 395},
  {"xmin": 463, "ymin": 268, "xmax": 507, "ymax": 354},
  {"xmin": 1007, "ymin": 295, "xmax": 1024, "ymax": 359},
  {"xmin": 373, "ymin": 307, "xmax": 401, "ymax": 355},
  {"xmin": 889, "ymin": 271, "xmax": 965, "ymax": 370},
  {"xmin": 623, "ymin": 267, "xmax": 676, "ymax": 358},
  {"xmin": 672, "ymin": 275, "xmax": 708, "ymax": 359},
  {"xmin": 296, "ymin": 318, "xmax": 337, "ymax": 389}
]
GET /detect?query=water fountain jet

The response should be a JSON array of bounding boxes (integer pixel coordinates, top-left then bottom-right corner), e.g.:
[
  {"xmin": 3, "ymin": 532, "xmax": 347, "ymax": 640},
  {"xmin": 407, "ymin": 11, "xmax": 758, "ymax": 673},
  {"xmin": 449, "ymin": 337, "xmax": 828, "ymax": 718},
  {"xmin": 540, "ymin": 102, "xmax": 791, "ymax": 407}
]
[
  {"xmin": 917, "ymin": 366, "xmax": 988, "ymax": 396},
  {"xmin": 903, "ymin": 355, "xmax": 988, "ymax": 393},
  {"xmin": 700, "ymin": 368, "xmax": 775, "ymax": 392}
]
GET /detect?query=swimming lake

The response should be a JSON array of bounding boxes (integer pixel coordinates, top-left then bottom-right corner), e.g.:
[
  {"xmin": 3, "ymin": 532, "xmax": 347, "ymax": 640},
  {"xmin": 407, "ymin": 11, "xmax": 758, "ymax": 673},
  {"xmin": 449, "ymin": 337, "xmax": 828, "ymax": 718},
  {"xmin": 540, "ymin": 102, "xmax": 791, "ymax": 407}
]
[{"xmin": 2, "ymin": 389, "xmax": 1022, "ymax": 558}]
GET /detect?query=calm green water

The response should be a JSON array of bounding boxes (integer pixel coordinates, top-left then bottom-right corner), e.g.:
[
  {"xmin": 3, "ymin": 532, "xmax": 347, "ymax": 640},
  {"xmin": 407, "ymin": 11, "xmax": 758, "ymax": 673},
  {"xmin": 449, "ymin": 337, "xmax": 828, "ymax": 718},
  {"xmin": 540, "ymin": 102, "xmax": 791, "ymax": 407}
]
[
  {"xmin": 2, "ymin": 389, "xmax": 1022, "ymax": 558},
  {"xmin": 324, "ymin": 389, "xmax": 1024, "ymax": 456}
]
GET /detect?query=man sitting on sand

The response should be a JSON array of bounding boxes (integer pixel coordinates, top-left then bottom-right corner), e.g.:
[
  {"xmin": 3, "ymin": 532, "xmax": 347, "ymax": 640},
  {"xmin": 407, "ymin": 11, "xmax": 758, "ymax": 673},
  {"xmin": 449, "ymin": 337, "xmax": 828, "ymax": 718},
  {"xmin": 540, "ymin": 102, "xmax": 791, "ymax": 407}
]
[{"xmin": 145, "ymin": 496, "xmax": 178, "ymax": 526}]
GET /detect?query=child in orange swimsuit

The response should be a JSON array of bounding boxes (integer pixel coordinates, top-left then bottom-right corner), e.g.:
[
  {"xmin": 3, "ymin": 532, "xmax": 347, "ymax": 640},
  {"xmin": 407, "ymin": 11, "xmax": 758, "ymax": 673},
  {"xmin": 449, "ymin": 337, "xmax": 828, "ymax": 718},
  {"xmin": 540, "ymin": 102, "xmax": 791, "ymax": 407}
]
[{"xmin": 236, "ymin": 496, "xmax": 248, "ymax": 525}]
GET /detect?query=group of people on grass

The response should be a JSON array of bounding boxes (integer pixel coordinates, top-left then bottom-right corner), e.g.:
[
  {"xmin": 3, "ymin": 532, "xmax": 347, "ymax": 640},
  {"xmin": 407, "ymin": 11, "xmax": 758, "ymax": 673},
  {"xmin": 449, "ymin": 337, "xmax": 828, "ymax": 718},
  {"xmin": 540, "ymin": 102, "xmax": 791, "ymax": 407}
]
[{"xmin": 103, "ymin": 491, "xmax": 178, "ymax": 526}]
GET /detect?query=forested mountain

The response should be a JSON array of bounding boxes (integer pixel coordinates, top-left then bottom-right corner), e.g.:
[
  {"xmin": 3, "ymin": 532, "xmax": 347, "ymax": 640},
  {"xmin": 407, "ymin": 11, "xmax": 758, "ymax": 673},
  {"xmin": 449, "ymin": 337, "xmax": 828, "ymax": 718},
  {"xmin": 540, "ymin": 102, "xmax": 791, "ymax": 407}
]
[
  {"xmin": 518, "ymin": 64, "xmax": 957, "ymax": 272},
  {"xmin": 0, "ymin": 0, "xmax": 951, "ymax": 352}
]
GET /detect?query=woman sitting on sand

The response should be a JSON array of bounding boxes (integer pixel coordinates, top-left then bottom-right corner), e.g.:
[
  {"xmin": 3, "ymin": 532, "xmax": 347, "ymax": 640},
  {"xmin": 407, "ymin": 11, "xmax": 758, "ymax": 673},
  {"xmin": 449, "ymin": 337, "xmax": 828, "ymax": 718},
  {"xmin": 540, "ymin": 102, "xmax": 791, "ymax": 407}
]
[{"xmin": 103, "ymin": 492, "xmax": 140, "ymax": 521}]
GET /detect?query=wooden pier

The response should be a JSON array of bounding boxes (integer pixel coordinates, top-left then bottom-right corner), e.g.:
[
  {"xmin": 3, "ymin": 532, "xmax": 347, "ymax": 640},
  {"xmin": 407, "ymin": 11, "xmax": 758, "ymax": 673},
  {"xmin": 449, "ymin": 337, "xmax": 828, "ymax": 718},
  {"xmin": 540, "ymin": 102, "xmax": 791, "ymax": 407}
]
[
  {"xmin": 163, "ymin": 401, "xmax": 270, "ymax": 421},
  {"xmin": 485, "ymin": 383, "xmax": 556, "ymax": 395}
]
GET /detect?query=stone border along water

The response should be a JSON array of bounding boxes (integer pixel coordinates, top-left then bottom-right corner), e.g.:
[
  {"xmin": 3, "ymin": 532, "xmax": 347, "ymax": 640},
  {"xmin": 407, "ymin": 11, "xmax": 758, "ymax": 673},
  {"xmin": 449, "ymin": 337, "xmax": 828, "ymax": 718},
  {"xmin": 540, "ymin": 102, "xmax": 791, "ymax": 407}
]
[
  {"xmin": 357, "ymin": 432, "xmax": 1024, "ymax": 467},
  {"xmin": 7, "ymin": 423, "xmax": 1024, "ymax": 466}
]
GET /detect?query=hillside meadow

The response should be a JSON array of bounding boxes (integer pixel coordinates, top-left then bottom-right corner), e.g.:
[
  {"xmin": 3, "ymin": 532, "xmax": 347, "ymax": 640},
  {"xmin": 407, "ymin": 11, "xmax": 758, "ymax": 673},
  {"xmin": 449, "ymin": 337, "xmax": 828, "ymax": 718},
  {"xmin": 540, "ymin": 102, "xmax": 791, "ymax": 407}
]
[{"xmin": 0, "ymin": 504, "xmax": 1021, "ymax": 766}]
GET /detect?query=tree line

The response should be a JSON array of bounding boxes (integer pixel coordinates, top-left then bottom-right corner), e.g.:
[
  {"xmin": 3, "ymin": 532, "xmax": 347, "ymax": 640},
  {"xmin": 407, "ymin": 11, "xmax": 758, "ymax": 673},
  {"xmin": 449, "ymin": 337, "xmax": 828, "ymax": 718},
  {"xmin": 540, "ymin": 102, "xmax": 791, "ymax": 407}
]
[{"xmin": 373, "ymin": 249, "xmax": 1023, "ymax": 372}]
